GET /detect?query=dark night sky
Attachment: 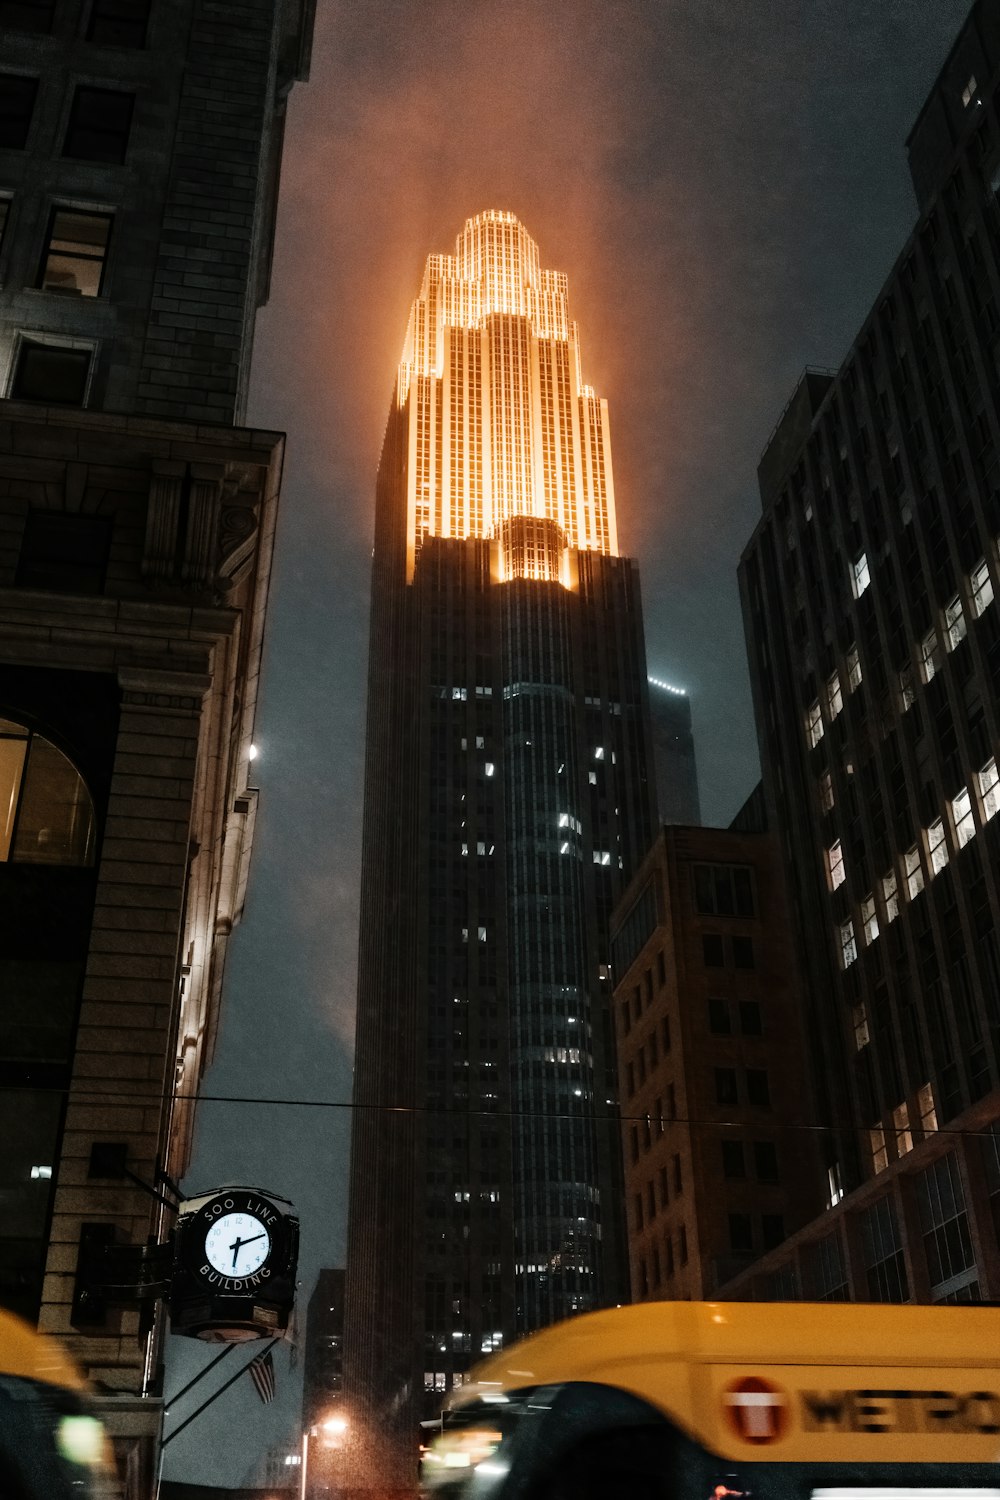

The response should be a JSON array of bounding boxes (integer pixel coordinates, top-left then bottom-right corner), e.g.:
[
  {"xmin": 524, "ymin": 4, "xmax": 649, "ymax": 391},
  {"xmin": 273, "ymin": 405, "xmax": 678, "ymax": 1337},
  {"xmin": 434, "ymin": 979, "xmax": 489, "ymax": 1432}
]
[{"xmin": 164, "ymin": 0, "xmax": 971, "ymax": 1482}]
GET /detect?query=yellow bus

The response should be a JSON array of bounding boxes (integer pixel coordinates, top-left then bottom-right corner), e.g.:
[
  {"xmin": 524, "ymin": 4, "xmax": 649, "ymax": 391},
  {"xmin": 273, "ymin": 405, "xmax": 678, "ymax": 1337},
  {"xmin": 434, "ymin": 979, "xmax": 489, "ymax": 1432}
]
[
  {"xmin": 421, "ymin": 1301, "xmax": 1000, "ymax": 1500},
  {"xmin": 0, "ymin": 1306, "xmax": 114, "ymax": 1498}
]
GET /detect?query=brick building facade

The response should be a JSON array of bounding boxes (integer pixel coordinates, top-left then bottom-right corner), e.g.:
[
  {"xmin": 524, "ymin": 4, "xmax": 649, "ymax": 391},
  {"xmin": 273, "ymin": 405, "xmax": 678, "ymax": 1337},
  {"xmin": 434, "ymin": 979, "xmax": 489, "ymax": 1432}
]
[{"xmin": 610, "ymin": 824, "xmax": 824, "ymax": 1302}]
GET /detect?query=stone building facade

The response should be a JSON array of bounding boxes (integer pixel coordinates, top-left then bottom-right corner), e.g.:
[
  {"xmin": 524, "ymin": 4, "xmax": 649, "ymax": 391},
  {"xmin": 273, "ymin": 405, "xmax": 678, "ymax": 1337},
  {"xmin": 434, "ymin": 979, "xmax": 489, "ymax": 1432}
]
[{"xmin": 0, "ymin": 0, "xmax": 314, "ymax": 1487}]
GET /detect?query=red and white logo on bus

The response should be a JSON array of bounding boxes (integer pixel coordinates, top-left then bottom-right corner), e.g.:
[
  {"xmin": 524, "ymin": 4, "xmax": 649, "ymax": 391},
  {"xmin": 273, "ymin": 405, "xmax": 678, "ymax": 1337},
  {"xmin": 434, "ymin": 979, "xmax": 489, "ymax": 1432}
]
[{"xmin": 723, "ymin": 1376, "xmax": 789, "ymax": 1444}]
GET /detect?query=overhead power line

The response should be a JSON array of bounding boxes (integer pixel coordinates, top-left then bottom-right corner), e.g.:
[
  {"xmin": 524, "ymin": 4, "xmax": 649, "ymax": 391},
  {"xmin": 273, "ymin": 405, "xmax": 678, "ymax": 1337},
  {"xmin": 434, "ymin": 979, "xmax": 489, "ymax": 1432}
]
[{"xmin": 6, "ymin": 1082, "xmax": 999, "ymax": 1143}]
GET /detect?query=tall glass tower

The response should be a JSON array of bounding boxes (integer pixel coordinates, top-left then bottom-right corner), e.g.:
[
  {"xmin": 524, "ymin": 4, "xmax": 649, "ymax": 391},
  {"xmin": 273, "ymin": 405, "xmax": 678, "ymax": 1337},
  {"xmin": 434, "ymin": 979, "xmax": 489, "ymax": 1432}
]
[{"xmin": 344, "ymin": 211, "xmax": 657, "ymax": 1483}]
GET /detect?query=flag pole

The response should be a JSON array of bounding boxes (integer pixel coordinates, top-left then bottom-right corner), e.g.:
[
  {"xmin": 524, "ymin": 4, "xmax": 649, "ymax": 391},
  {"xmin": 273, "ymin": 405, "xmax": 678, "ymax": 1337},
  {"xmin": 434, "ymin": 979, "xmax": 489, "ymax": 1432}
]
[
  {"xmin": 159, "ymin": 1338, "xmax": 280, "ymax": 1451},
  {"xmin": 162, "ymin": 1342, "xmax": 237, "ymax": 1415}
]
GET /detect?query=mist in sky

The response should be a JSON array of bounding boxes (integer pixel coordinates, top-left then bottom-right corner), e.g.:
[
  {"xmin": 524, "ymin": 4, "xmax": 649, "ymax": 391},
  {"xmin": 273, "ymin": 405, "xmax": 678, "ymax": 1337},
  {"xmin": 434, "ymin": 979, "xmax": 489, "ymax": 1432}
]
[{"xmin": 163, "ymin": 0, "xmax": 971, "ymax": 1483}]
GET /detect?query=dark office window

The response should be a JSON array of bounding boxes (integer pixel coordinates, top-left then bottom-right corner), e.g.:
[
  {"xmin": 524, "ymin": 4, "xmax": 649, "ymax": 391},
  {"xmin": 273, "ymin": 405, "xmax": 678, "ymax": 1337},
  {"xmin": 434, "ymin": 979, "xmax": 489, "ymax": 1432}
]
[
  {"xmin": 694, "ymin": 863, "xmax": 755, "ymax": 917},
  {"xmin": 87, "ymin": 0, "xmax": 151, "ymax": 47},
  {"xmin": 0, "ymin": 74, "xmax": 38, "ymax": 149},
  {"xmin": 739, "ymin": 999, "xmax": 762, "ymax": 1035},
  {"xmin": 664, "ymin": 1232, "xmax": 674, "ymax": 1276},
  {"xmin": 661, "ymin": 1015, "xmax": 671, "ymax": 1052},
  {"xmin": 732, "ymin": 867, "xmax": 754, "ymax": 916},
  {"xmin": 16, "ymin": 510, "xmax": 110, "ymax": 593},
  {"xmin": 63, "ymin": 86, "xmax": 133, "ymax": 163},
  {"xmin": 0, "ymin": 197, "xmax": 9, "ymax": 252},
  {"xmin": 746, "ymin": 1068, "xmax": 771, "ymax": 1108},
  {"xmin": 656, "ymin": 949, "xmax": 666, "ymax": 987},
  {"xmin": 39, "ymin": 209, "xmax": 112, "ymax": 296},
  {"xmin": 0, "ymin": 1, "xmax": 54, "ymax": 31},
  {"xmin": 679, "ymin": 1225, "xmax": 688, "ymax": 1265},
  {"xmin": 11, "ymin": 339, "xmax": 92, "ymax": 404},
  {"xmin": 715, "ymin": 1067, "xmax": 738, "ymax": 1106},
  {"xmin": 733, "ymin": 936, "xmax": 755, "ymax": 970},
  {"xmin": 629, "ymin": 1125, "xmax": 639, "ymax": 1164},
  {"xmin": 754, "ymin": 1140, "xmax": 779, "ymax": 1182},
  {"xmin": 620, "ymin": 1001, "xmax": 630, "ymax": 1037},
  {"xmin": 708, "ymin": 997, "xmax": 731, "ymax": 1034},
  {"xmin": 762, "ymin": 1213, "xmax": 785, "ymax": 1250},
  {"xmin": 721, "ymin": 1140, "xmax": 745, "ymax": 1179},
  {"xmin": 672, "ymin": 1153, "xmax": 682, "ymax": 1194},
  {"xmin": 729, "ymin": 1213, "xmax": 753, "ymax": 1253},
  {"xmin": 658, "ymin": 1165, "xmax": 668, "ymax": 1208},
  {"xmin": 702, "ymin": 933, "xmax": 724, "ymax": 967}
]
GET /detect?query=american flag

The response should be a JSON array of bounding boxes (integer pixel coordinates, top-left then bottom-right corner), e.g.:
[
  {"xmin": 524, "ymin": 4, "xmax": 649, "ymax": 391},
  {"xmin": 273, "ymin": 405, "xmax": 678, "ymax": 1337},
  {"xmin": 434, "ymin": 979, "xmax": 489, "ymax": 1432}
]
[{"xmin": 248, "ymin": 1348, "xmax": 276, "ymax": 1404}]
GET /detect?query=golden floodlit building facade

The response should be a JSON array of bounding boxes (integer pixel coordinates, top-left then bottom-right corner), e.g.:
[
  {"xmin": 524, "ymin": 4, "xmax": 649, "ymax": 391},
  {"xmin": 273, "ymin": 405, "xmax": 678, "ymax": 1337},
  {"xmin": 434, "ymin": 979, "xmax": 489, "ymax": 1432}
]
[{"xmin": 344, "ymin": 211, "xmax": 659, "ymax": 1486}]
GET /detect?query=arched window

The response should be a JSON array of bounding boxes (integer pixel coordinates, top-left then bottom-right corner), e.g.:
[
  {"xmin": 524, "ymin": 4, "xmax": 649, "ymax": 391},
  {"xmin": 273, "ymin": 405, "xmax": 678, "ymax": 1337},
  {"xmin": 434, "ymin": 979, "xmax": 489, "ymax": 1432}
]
[{"xmin": 0, "ymin": 717, "xmax": 96, "ymax": 866}]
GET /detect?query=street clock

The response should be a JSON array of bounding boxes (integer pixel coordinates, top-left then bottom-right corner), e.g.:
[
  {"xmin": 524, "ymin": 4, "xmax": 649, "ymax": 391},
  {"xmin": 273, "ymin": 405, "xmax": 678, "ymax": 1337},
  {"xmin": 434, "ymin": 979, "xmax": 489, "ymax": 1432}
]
[{"xmin": 170, "ymin": 1186, "xmax": 298, "ymax": 1342}]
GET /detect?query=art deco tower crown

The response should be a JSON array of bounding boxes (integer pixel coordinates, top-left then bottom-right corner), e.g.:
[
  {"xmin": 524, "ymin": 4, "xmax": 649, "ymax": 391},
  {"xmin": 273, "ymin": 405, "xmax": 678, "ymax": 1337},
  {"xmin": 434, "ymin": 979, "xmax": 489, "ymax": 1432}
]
[{"xmin": 394, "ymin": 209, "xmax": 618, "ymax": 579}]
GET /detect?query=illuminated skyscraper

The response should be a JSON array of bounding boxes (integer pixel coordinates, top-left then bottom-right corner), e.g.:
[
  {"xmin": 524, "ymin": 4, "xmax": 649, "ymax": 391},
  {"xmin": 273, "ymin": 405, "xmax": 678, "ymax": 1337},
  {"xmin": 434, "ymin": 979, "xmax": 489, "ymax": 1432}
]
[{"xmin": 344, "ymin": 211, "xmax": 658, "ymax": 1478}]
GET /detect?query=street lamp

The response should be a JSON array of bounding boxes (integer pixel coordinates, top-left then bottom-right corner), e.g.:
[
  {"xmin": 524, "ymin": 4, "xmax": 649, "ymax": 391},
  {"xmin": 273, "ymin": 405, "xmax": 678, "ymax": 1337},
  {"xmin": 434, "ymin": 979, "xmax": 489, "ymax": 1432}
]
[{"xmin": 300, "ymin": 1409, "xmax": 349, "ymax": 1500}]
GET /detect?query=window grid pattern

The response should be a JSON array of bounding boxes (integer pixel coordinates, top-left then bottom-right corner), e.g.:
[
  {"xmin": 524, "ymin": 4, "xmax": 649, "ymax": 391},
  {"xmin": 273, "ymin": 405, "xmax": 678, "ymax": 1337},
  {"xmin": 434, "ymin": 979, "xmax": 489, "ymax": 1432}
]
[
  {"xmin": 860, "ymin": 1197, "xmax": 909, "ymax": 1303},
  {"xmin": 914, "ymin": 1153, "xmax": 978, "ymax": 1299}
]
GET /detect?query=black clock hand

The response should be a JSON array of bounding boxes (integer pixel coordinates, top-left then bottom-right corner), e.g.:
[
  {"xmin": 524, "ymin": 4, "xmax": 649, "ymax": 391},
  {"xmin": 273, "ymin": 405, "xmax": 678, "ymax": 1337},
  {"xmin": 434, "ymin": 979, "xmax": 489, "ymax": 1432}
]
[
  {"xmin": 239, "ymin": 1234, "xmax": 267, "ymax": 1248},
  {"xmin": 230, "ymin": 1236, "xmax": 243, "ymax": 1269}
]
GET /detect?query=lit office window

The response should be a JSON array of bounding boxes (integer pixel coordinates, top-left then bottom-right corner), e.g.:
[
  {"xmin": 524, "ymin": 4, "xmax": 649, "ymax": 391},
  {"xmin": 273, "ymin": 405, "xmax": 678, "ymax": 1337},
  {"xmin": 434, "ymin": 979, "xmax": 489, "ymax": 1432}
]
[
  {"xmin": 39, "ymin": 209, "xmax": 113, "ymax": 297},
  {"xmin": 850, "ymin": 552, "xmax": 871, "ymax": 598},
  {"xmin": 979, "ymin": 757, "xmax": 1000, "ymax": 822},
  {"xmin": 853, "ymin": 1001, "xmax": 870, "ymax": 1050},
  {"xmin": 870, "ymin": 1124, "xmax": 888, "ymax": 1174},
  {"xmin": 860, "ymin": 893, "xmax": 879, "ymax": 945},
  {"xmin": 904, "ymin": 845, "xmax": 924, "ymax": 900},
  {"xmin": 951, "ymin": 786, "xmax": 975, "ymax": 848},
  {"xmin": 839, "ymin": 917, "xmax": 857, "ymax": 969},
  {"xmin": 881, "ymin": 868, "xmax": 900, "ymax": 923},
  {"xmin": 893, "ymin": 1101, "xmax": 913, "ymax": 1157},
  {"xmin": 943, "ymin": 594, "xmax": 966, "ymax": 652},
  {"xmin": 918, "ymin": 627, "xmax": 941, "ymax": 684},
  {"xmin": 805, "ymin": 699, "xmax": 824, "ymax": 748},
  {"xmin": 827, "ymin": 1164, "xmax": 844, "ymax": 1207},
  {"xmin": 826, "ymin": 671, "xmax": 843, "ymax": 719},
  {"xmin": 846, "ymin": 644, "xmax": 862, "ymax": 691},
  {"xmin": 819, "ymin": 770, "xmax": 834, "ymax": 812},
  {"xmin": 897, "ymin": 663, "xmax": 915, "ymax": 713},
  {"xmin": 918, "ymin": 1083, "xmax": 938, "ymax": 1135},
  {"xmin": 925, "ymin": 816, "xmax": 949, "ymax": 876},
  {"xmin": 0, "ymin": 718, "xmax": 96, "ymax": 864},
  {"xmin": 961, "ymin": 74, "xmax": 978, "ymax": 108},
  {"xmin": 969, "ymin": 557, "xmax": 994, "ymax": 618},
  {"xmin": 826, "ymin": 840, "xmax": 846, "ymax": 890}
]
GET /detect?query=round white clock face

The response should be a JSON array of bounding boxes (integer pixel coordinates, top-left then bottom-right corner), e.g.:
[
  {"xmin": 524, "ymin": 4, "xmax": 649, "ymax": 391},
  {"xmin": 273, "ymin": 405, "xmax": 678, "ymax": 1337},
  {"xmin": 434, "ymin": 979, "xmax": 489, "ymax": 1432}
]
[{"xmin": 204, "ymin": 1212, "xmax": 271, "ymax": 1276}]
